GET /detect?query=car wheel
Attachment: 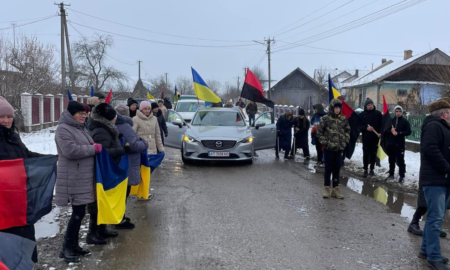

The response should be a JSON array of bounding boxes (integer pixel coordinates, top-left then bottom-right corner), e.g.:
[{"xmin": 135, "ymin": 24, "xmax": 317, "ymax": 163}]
[{"xmin": 181, "ymin": 145, "xmax": 193, "ymax": 165}]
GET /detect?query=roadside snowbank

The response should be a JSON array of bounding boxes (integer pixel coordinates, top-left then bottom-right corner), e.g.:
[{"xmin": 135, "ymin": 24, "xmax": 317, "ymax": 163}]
[{"xmin": 20, "ymin": 127, "xmax": 57, "ymax": 155}]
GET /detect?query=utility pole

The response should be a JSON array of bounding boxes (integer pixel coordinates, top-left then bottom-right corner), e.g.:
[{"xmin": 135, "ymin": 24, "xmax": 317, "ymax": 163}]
[
  {"xmin": 237, "ymin": 77, "xmax": 240, "ymax": 92},
  {"xmin": 253, "ymin": 38, "xmax": 275, "ymax": 99},
  {"xmin": 63, "ymin": 14, "xmax": 75, "ymax": 88},
  {"xmin": 138, "ymin": 60, "xmax": 142, "ymax": 80},
  {"xmin": 243, "ymin": 68, "xmax": 247, "ymax": 79},
  {"xmin": 165, "ymin": 72, "xmax": 168, "ymax": 88},
  {"xmin": 56, "ymin": 2, "xmax": 71, "ymax": 93}
]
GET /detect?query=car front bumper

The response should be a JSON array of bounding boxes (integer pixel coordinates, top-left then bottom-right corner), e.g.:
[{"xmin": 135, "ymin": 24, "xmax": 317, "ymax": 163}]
[{"xmin": 182, "ymin": 139, "xmax": 253, "ymax": 161}]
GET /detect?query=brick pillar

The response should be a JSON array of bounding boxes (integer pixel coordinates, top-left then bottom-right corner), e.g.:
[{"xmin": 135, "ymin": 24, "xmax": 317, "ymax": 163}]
[
  {"xmin": 47, "ymin": 94, "xmax": 55, "ymax": 123},
  {"xmin": 56, "ymin": 94, "xmax": 63, "ymax": 117},
  {"xmin": 21, "ymin": 92, "xmax": 32, "ymax": 132},
  {"xmin": 35, "ymin": 93, "xmax": 44, "ymax": 127}
]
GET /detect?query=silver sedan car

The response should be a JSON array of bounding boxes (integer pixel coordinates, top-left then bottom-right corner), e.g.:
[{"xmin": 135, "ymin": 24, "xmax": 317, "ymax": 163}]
[{"xmin": 165, "ymin": 107, "xmax": 276, "ymax": 164}]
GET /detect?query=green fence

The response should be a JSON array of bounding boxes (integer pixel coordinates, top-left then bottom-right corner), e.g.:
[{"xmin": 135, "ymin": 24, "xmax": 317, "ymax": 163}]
[{"xmin": 405, "ymin": 114, "xmax": 426, "ymax": 142}]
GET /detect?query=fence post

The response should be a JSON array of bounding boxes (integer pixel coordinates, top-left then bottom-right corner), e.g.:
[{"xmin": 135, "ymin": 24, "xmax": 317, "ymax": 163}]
[
  {"xmin": 56, "ymin": 94, "xmax": 63, "ymax": 116},
  {"xmin": 72, "ymin": 94, "xmax": 77, "ymax": 102},
  {"xmin": 21, "ymin": 92, "xmax": 32, "ymax": 132},
  {"xmin": 47, "ymin": 94, "xmax": 55, "ymax": 123},
  {"xmin": 35, "ymin": 93, "xmax": 44, "ymax": 128}
]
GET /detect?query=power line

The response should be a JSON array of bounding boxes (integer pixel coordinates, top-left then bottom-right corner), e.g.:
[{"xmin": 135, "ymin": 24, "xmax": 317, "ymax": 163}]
[
  {"xmin": 276, "ymin": 0, "xmax": 355, "ymax": 37},
  {"xmin": 0, "ymin": 14, "xmax": 57, "ymax": 24},
  {"xmin": 67, "ymin": 8, "xmax": 252, "ymax": 43},
  {"xmin": 68, "ymin": 21, "xmax": 259, "ymax": 48},
  {"xmin": 270, "ymin": 0, "xmax": 339, "ymax": 36},
  {"xmin": 273, "ymin": 0, "xmax": 424, "ymax": 53},
  {"xmin": 0, "ymin": 15, "xmax": 57, "ymax": 31},
  {"xmin": 105, "ymin": 53, "xmax": 136, "ymax": 66}
]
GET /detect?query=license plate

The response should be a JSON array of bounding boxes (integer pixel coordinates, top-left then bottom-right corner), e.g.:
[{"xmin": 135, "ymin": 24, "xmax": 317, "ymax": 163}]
[{"xmin": 208, "ymin": 152, "xmax": 230, "ymax": 157}]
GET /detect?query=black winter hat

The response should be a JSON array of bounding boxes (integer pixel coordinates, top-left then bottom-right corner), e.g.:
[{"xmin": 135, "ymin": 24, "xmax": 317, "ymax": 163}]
[
  {"xmin": 94, "ymin": 103, "xmax": 117, "ymax": 121},
  {"xmin": 334, "ymin": 103, "xmax": 342, "ymax": 108},
  {"xmin": 67, "ymin": 101, "xmax": 86, "ymax": 116},
  {"xmin": 94, "ymin": 92, "xmax": 106, "ymax": 99},
  {"xmin": 365, "ymin": 98, "xmax": 374, "ymax": 107},
  {"xmin": 298, "ymin": 108, "xmax": 305, "ymax": 115},
  {"xmin": 127, "ymin": 98, "xmax": 138, "ymax": 107},
  {"xmin": 151, "ymin": 102, "xmax": 159, "ymax": 110}
]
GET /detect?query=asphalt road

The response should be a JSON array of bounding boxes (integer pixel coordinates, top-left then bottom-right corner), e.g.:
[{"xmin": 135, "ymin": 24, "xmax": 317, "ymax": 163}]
[{"xmin": 86, "ymin": 148, "xmax": 450, "ymax": 270}]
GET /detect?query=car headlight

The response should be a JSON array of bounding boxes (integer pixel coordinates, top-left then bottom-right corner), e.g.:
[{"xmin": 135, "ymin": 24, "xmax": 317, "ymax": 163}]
[
  {"xmin": 184, "ymin": 135, "xmax": 198, "ymax": 143},
  {"xmin": 240, "ymin": 136, "xmax": 253, "ymax": 144}
]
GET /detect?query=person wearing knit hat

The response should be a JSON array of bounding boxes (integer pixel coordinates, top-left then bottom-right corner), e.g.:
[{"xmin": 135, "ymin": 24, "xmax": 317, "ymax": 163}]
[
  {"xmin": 0, "ymin": 97, "xmax": 46, "ymax": 263},
  {"xmin": 127, "ymin": 98, "xmax": 138, "ymax": 118},
  {"xmin": 67, "ymin": 101, "xmax": 86, "ymax": 116},
  {"xmin": 359, "ymin": 97, "xmax": 382, "ymax": 178},
  {"xmin": 290, "ymin": 108, "xmax": 310, "ymax": 160},
  {"xmin": 416, "ymin": 98, "xmax": 450, "ymax": 268},
  {"xmin": 158, "ymin": 99, "xmax": 168, "ymax": 119},
  {"xmin": 384, "ymin": 105, "xmax": 411, "ymax": 183},
  {"xmin": 115, "ymin": 104, "xmax": 130, "ymax": 117},
  {"xmin": 93, "ymin": 92, "xmax": 106, "ymax": 103}
]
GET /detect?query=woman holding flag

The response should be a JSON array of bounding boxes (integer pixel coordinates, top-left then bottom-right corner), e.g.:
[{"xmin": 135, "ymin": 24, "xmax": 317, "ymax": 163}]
[{"xmin": 55, "ymin": 101, "xmax": 103, "ymax": 263}]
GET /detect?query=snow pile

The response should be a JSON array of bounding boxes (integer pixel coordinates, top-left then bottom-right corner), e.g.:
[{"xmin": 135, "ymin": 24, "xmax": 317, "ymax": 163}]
[{"xmin": 20, "ymin": 126, "xmax": 57, "ymax": 155}]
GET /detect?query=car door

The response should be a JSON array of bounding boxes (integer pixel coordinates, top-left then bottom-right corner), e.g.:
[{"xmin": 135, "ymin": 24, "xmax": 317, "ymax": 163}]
[
  {"xmin": 165, "ymin": 110, "xmax": 187, "ymax": 149},
  {"xmin": 250, "ymin": 112, "xmax": 277, "ymax": 150}
]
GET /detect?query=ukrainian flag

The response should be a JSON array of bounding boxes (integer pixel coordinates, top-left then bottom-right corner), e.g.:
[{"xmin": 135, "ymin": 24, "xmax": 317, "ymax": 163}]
[
  {"xmin": 328, "ymin": 74, "xmax": 341, "ymax": 102},
  {"xmin": 191, "ymin": 67, "xmax": 221, "ymax": 103},
  {"xmin": 95, "ymin": 149, "xmax": 129, "ymax": 225},
  {"xmin": 147, "ymin": 88, "xmax": 156, "ymax": 99},
  {"xmin": 130, "ymin": 150, "xmax": 165, "ymax": 199},
  {"xmin": 174, "ymin": 86, "xmax": 179, "ymax": 102}
]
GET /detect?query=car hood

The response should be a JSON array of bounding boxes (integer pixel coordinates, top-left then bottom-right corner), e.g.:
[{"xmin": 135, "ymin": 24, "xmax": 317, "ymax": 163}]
[
  {"xmin": 178, "ymin": 112, "xmax": 195, "ymax": 120},
  {"xmin": 187, "ymin": 125, "xmax": 251, "ymax": 140}
]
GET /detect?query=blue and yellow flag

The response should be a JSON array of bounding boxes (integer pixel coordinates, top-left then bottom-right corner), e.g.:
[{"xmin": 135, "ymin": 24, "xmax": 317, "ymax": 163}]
[
  {"xmin": 191, "ymin": 68, "xmax": 221, "ymax": 103},
  {"xmin": 95, "ymin": 149, "xmax": 129, "ymax": 225},
  {"xmin": 130, "ymin": 150, "xmax": 165, "ymax": 199},
  {"xmin": 174, "ymin": 86, "xmax": 179, "ymax": 103},
  {"xmin": 67, "ymin": 89, "xmax": 73, "ymax": 101},
  {"xmin": 328, "ymin": 74, "xmax": 341, "ymax": 102},
  {"xmin": 147, "ymin": 88, "xmax": 156, "ymax": 99}
]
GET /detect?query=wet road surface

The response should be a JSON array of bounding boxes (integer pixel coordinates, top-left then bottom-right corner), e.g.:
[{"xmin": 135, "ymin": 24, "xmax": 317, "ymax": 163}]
[{"xmin": 88, "ymin": 148, "xmax": 450, "ymax": 270}]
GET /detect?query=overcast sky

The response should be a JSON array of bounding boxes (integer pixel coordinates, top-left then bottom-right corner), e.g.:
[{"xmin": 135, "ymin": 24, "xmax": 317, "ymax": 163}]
[{"xmin": 1, "ymin": 0, "xmax": 448, "ymax": 92}]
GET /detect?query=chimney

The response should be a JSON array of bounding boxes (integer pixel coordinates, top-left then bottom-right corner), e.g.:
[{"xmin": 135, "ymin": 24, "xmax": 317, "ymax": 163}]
[
  {"xmin": 404, "ymin": 50, "xmax": 413, "ymax": 60},
  {"xmin": 382, "ymin": 58, "xmax": 387, "ymax": 64},
  {"xmin": 355, "ymin": 69, "xmax": 359, "ymax": 76}
]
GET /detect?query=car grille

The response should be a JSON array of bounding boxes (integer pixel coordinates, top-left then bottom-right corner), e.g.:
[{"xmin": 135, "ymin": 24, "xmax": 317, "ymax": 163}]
[{"xmin": 201, "ymin": 140, "xmax": 236, "ymax": 150}]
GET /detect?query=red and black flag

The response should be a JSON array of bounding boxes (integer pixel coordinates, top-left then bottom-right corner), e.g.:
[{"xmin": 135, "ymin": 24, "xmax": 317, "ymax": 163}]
[
  {"xmin": 339, "ymin": 98, "xmax": 367, "ymax": 159},
  {"xmin": 240, "ymin": 68, "xmax": 274, "ymax": 108},
  {"xmin": 0, "ymin": 155, "xmax": 58, "ymax": 231},
  {"xmin": 0, "ymin": 232, "xmax": 36, "ymax": 270}
]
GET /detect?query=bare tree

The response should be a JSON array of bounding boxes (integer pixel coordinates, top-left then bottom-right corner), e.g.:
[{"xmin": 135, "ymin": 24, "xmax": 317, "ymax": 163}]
[
  {"xmin": 251, "ymin": 65, "xmax": 267, "ymax": 89},
  {"xmin": 175, "ymin": 76, "xmax": 194, "ymax": 95},
  {"xmin": 148, "ymin": 74, "xmax": 173, "ymax": 99},
  {"xmin": 313, "ymin": 66, "xmax": 329, "ymax": 104},
  {"xmin": 72, "ymin": 34, "xmax": 126, "ymax": 92},
  {"xmin": 205, "ymin": 79, "xmax": 222, "ymax": 95},
  {"xmin": 423, "ymin": 65, "xmax": 450, "ymax": 98}
]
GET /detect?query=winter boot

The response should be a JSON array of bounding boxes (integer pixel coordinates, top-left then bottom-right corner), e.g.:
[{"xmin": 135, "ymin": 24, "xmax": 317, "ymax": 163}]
[
  {"xmin": 386, "ymin": 175, "xmax": 395, "ymax": 181},
  {"xmin": 98, "ymin": 224, "xmax": 119, "ymax": 238},
  {"xmin": 418, "ymin": 252, "xmax": 449, "ymax": 263},
  {"xmin": 73, "ymin": 230, "xmax": 91, "ymax": 256},
  {"xmin": 369, "ymin": 170, "xmax": 375, "ymax": 176},
  {"xmin": 305, "ymin": 156, "xmax": 310, "ymax": 161},
  {"xmin": 398, "ymin": 177, "xmax": 405, "ymax": 183},
  {"xmin": 427, "ymin": 261, "xmax": 450, "ymax": 270},
  {"xmin": 331, "ymin": 186, "xmax": 344, "ymax": 199},
  {"xmin": 441, "ymin": 230, "xmax": 448, "ymax": 238},
  {"xmin": 363, "ymin": 170, "xmax": 368, "ymax": 178},
  {"xmin": 59, "ymin": 238, "xmax": 80, "ymax": 263},
  {"xmin": 284, "ymin": 152, "xmax": 292, "ymax": 160},
  {"xmin": 114, "ymin": 217, "xmax": 135, "ymax": 230},
  {"xmin": 86, "ymin": 218, "xmax": 107, "ymax": 245},
  {"xmin": 407, "ymin": 223, "xmax": 423, "ymax": 236},
  {"xmin": 322, "ymin": 186, "xmax": 331, "ymax": 198}
]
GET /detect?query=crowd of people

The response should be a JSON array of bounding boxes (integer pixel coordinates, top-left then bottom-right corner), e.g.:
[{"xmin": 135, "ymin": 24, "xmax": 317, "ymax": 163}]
[{"xmin": 0, "ymin": 93, "xmax": 168, "ymax": 264}]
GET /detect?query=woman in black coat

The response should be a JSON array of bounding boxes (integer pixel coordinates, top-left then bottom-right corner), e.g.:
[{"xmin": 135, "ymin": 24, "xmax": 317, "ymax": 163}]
[
  {"xmin": 0, "ymin": 97, "xmax": 44, "ymax": 263},
  {"xmin": 290, "ymin": 109, "xmax": 310, "ymax": 159},
  {"xmin": 151, "ymin": 102, "xmax": 168, "ymax": 145}
]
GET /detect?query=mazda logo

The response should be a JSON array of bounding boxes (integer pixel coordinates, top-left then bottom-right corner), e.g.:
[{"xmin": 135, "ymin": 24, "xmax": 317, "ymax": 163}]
[{"xmin": 215, "ymin": 141, "xmax": 223, "ymax": 147}]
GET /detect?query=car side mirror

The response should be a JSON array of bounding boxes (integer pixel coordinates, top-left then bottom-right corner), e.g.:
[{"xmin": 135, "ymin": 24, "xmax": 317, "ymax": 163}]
[
  {"xmin": 255, "ymin": 122, "xmax": 266, "ymax": 129},
  {"xmin": 172, "ymin": 120, "xmax": 183, "ymax": 128}
]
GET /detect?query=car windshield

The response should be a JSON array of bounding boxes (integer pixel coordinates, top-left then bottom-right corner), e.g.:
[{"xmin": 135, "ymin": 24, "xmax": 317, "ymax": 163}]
[
  {"xmin": 177, "ymin": 102, "xmax": 203, "ymax": 112},
  {"xmin": 192, "ymin": 111, "xmax": 245, "ymax": 126}
]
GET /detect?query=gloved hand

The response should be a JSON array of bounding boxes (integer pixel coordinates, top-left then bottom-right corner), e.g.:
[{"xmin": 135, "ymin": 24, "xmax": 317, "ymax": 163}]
[
  {"xmin": 93, "ymin": 143, "xmax": 102, "ymax": 154},
  {"xmin": 123, "ymin": 143, "xmax": 131, "ymax": 153}
]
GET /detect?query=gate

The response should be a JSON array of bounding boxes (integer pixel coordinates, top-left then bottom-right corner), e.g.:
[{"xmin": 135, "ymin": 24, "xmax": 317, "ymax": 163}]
[
  {"xmin": 54, "ymin": 97, "xmax": 61, "ymax": 121},
  {"xmin": 44, "ymin": 98, "xmax": 51, "ymax": 123},
  {"xmin": 32, "ymin": 97, "xmax": 40, "ymax": 124}
]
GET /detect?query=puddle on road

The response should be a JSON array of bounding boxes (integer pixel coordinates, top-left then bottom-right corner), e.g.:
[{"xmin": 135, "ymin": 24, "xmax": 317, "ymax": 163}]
[
  {"xmin": 339, "ymin": 177, "xmax": 450, "ymax": 231},
  {"xmin": 35, "ymin": 207, "xmax": 60, "ymax": 239}
]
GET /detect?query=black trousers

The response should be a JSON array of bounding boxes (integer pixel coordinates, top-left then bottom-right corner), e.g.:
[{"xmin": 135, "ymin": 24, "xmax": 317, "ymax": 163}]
[
  {"xmin": 291, "ymin": 143, "xmax": 310, "ymax": 157},
  {"xmin": 411, "ymin": 206, "xmax": 427, "ymax": 224},
  {"xmin": 315, "ymin": 141, "xmax": 323, "ymax": 163},
  {"xmin": 1, "ymin": 225, "xmax": 37, "ymax": 262},
  {"xmin": 65, "ymin": 205, "xmax": 86, "ymax": 245},
  {"xmin": 324, "ymin": 150, "xmax": 342, "ymax": 187},
  {"xmin": 363, "ymin": 141, "xmax": 378, "ymax": 171},
  {"xmin": 387, "ymin": 146, "xmax": 406, "ymax": 177}
]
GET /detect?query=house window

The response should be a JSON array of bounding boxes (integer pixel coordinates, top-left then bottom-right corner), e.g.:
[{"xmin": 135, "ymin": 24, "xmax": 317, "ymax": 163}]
[{"xmin": 397, "ymin": 89, "xmax": 407, "ymax": 97}]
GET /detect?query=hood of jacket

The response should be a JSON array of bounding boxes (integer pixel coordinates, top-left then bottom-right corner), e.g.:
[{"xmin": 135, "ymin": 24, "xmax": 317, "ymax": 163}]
[
  {"xmin": 89, "ymin": 111, "xmax": 119, "ymax": 139},
  {"xmin": 116, "ymin": 114, "xmax": 133, "ymax": 126},
  {"xmin": 422, "ymin": 115, "xmax": 450, "ymax": 131},
  {"xmin": 313, "ymin": 104, "xmax": 325, "ymax": 115},
  {"xmin": 136, "ymin": 109, "xmax": 155, "ymax": 121},
  {"xmin": 59, "ymin": 110, "xmax": 86, "ymax": 130},
  {"xmin": 328, "ymin": 99, "xmax": 343, "ymax": 118}
]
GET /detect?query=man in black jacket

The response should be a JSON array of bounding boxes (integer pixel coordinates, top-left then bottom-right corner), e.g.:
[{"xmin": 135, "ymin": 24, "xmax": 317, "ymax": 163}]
[
  {"xmin": 385, "ymin": 106, "xmax": 411, "ymax": 183},
  {"xmin": 359, "ymin": 98, "xmax": 382, "ymax": 177},
  {"xmin": 152, "ymin": 102, "xmax": 168, "ymax": 145},
  {"xmin": 418, "ymin": 98, "xmax": 450, "ymax": 269}
]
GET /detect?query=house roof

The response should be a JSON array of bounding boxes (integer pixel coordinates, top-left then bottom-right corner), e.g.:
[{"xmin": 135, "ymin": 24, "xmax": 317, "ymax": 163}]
[
  {"xmin": 271, "ymin": 67, "xmax": 324, "ymax": 91},
  {"xmin": 347, "ymin": 48, "xmax": 450, "ymax": 88}
]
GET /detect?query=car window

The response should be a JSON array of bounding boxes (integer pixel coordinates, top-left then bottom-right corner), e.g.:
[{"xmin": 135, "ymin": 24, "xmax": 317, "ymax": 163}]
[
  {"xmin": 167, "ymin": 111, "xmax": 184, "ymax": 123},
  {"xmin": 255, "ymin": 112, "xmax": 273, "ymax": 125},
  {"xmin": 192, "ymin": 111, "xmax": 245, "ymax": 126},
  {"xmin": 176, "ymin": 101, "xmax": 204, "ymax": 112}
]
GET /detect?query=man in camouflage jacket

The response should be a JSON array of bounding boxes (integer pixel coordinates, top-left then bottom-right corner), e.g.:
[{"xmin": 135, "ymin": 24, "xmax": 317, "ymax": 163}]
[{"xmin": 317, "ymin": 98, "xmax": 350, "ymax": 199}]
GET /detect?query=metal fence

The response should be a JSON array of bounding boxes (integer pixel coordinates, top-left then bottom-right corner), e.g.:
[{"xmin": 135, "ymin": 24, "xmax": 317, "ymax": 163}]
[{"xmin": 405, "ymin": 114, "xmax": 425, "ymax": 142}]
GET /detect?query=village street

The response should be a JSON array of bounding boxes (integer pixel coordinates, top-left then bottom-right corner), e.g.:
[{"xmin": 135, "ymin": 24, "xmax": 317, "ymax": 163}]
[{"xmin": 33, "ymin": 147, "xmax": 450, "ymax": 270}]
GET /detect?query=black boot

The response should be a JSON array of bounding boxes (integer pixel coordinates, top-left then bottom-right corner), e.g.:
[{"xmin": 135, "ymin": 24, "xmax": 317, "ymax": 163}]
[
  {"xmin": 99, "ymin": 224, "xmax": 119, "ymax": 237},
  {"xmin": 114, "ymin": 217, "xmax": 135, "ymax": 230},
  {"xmin": 369, "ymin": 170, "xmax": 375, "ymax": 176},
  {"xmin": 363, "ymin": 170, "xmax": 368, "ymax": 178},
  {"xmin": 86, "ymin": 216, "xmax": 107, "ymax": 245},
  {"xmin": 59, "ymin": 238, "xmax": 80, "ymax": 263},
  {"xmin": 73, "ymin": 232, "xmax": 91, "ymax": 256},
  {"xmin": 441, "ymin": 230, "xmax": 448, "ymax": 238},
  {"xmin": 284, "ymin": 152, "xmax": 292, "ymax": 160},
  {"xmin": 407, "ymin": 223, "xmax": 423, "ymax": 236},
  {"xmin": 398, "ymin": 177, "xmax": 405, "ymax": 183},
  {"xmin": 428, "ymin": 261, "xmax": 450, "ymax": 270}
]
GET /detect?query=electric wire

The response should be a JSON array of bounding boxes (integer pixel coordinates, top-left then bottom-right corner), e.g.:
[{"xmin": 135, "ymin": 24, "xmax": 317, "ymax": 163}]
[
  {"xmin": 0, "ymin": 15, "xmax": 58, "ymax": 31},
  {"xmin": 0, "ymin": 14, "xmax": 57, "ymax": 24}
]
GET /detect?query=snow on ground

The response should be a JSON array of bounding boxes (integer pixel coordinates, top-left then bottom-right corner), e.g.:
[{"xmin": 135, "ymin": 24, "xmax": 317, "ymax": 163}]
[{"xmin": 20, "ymin": 126, "xmax": 57, "ymax": 155}]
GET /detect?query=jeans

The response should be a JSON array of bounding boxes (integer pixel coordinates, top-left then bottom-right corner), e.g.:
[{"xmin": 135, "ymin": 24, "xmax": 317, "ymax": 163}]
[
  {"xmin": 324, "ymin": 150, "xmax": 342, "ymax": 187},
  {"xmin": 387, "ymin": 146, "xmax": 406, "ymax": 177},
  {"xmin": 420, "ymin": 186, "xmax": 450, "ymax": 261},
  {"xmin": 363, "ymin": 141, "xmax": 378, "ymax": 171},
  {"xmin": 249, "ymin": 114, "xmax": 255, "ymax": 126}
]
